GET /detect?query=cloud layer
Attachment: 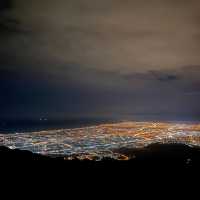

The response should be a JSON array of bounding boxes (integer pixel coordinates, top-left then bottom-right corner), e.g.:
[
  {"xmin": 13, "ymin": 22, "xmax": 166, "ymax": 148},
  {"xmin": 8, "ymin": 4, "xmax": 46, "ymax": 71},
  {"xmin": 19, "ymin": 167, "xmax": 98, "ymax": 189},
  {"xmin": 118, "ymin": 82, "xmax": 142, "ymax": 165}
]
[{"xmin": 1, "ymin": 0, "xmax": 200, "ymax": 120}]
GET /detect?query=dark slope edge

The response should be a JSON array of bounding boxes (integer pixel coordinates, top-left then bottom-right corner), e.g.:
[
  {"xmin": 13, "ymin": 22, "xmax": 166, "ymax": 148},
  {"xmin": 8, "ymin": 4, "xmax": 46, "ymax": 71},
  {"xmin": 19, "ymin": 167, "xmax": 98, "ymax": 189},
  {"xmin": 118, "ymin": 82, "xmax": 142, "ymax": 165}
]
[
  {"xmin": 1, "ymin": 143, "xmax": 200, "ymax": 167},
  {"xmin": 1, "ymin": 144, "xmax": 200, "ymax": 184}
]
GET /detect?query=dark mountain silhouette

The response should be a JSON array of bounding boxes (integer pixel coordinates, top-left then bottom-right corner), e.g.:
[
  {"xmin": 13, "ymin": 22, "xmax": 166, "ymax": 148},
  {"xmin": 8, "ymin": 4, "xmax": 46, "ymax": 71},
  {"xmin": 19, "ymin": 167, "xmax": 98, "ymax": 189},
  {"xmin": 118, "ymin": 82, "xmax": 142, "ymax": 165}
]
[{"xmin": 1, "ymin": 143, "xmax": 200, "ymax": 168}]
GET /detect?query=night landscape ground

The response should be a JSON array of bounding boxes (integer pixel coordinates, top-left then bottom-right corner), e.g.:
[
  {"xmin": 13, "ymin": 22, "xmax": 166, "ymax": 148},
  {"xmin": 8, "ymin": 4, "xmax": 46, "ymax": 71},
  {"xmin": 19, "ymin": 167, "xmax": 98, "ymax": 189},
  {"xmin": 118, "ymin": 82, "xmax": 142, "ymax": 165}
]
[{"xmin": 1, "ymin": 121, "xmax": 200, "ymax": 166}]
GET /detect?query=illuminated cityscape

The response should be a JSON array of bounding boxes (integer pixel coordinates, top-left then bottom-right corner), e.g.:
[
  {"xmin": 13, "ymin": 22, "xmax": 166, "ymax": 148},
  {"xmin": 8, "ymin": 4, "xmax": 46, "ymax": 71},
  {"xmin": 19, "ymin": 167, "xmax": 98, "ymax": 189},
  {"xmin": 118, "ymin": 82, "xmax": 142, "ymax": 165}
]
[{"xmin": 1, "ymin": 121, "xmax": 200, "ymax": 160}]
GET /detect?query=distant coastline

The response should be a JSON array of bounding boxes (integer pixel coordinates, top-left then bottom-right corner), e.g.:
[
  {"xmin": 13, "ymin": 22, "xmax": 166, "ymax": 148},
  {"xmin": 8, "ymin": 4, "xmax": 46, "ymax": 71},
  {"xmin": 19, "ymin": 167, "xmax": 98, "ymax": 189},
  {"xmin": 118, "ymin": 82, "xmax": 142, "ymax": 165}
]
[
  {"xmin": 0, "ymin": 118, "xmax": 117, "ymax": 134},
  {"xmin": 1, "ymin": 116, "xmax": 199, "ymax": 134}
]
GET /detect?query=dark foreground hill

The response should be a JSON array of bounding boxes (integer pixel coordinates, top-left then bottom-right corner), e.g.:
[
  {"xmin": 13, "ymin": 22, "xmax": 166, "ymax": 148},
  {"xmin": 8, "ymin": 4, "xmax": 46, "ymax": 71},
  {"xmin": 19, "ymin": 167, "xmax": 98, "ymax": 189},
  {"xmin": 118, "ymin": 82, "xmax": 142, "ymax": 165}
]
[
  {"xmin": 1, "ymin": 143, "xmax": 200, "ymax": 183},
  {"xmin": 1, "ymin": 143, "xmax": 200, "ymax": 167}
]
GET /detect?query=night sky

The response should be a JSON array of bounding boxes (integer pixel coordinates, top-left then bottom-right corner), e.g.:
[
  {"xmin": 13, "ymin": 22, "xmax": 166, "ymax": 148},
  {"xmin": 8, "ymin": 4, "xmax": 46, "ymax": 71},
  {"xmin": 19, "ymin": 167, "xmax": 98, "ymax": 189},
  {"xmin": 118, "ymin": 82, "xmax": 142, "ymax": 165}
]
[{"xmin": 1, "ymin": 0, "xmax": 200, "ymax": 120}]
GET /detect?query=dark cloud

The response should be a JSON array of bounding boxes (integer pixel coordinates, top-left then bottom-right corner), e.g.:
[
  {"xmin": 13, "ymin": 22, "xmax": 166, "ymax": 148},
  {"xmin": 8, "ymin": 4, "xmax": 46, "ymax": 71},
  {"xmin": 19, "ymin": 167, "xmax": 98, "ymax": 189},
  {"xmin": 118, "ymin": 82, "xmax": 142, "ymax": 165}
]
[
  {"xmin": 121, "ymin": 70, "xmax": 180, "ymax": 83},
  {"xmin": 0, "ymin": 0, "xmax": 13, "ymax": 11},
  {"xmin": 149, "ymin": 71, "xmax": 179, "ymax": 82},
  {"xmin": 0, "ymin": 0, "xmax": 27, "ymax": 35},
  {"xmin": 0, "ymin": 18, "xmax": 22, "ymax": 35}
]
